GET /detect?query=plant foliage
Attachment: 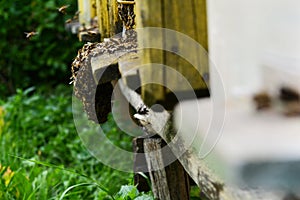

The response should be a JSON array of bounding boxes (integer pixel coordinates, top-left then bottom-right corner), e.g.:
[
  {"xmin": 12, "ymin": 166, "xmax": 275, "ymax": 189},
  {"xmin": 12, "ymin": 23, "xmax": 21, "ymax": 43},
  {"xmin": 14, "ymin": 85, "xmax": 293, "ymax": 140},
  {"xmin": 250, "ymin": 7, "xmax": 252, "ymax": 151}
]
[
  {"xmin": 0, "ymin": 86, "xmax": 151, "ymax": 199},
  {"xmin": 0, "ymin": 0, "xmax": 82, "ymax": 97}
]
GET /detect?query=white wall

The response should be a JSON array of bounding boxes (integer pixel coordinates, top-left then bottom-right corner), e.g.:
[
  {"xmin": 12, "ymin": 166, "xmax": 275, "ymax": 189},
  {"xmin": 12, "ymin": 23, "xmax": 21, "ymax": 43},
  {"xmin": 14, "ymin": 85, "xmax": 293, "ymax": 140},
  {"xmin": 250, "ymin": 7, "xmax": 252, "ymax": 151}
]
[{"xmin": 207, "ymin": 0, "xmax": 300, "ymax": 100}]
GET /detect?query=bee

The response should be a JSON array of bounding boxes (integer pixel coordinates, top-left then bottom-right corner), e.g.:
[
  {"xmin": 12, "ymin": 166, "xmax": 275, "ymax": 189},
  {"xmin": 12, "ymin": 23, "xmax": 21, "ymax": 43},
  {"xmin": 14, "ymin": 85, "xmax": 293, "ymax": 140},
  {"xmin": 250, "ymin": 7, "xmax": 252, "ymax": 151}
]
[
  {"xmin": 70, "ymin": 10, "xmax": 80, "ymax": 20},
  {"xmin": 58, "ymin": 5, "xmax": 69, "ymax": 14},
  {"xmin": 87, "ymin": 30, "xmax": 98, "ymax": 35},
  {"xmin": 65, "ymin": 18, "xmax": 72, "ymax": 24},
  {"xmin": 24, "ymin": 31, "xmax": 38, "ymax": 39},
  {"xmin": 74, "ymin": 10, "xmax": 80, "ymax": 16},
  {"xmin": 253, "ymin": 92, "xmax": 271, "ymax": 110}
]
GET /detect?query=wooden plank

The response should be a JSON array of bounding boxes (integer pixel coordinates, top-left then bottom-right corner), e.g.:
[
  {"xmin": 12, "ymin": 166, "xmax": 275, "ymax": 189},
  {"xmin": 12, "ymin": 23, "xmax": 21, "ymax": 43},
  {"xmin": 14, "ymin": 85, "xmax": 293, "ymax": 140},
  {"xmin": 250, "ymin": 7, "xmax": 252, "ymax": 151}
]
[
  {"xmin": 108, "ymin": 0, "xmax": 122, "ymax": 36},
  {"xmin": 78, "ymin": 0, "xmax": 96, "ymax": 26},
  {"xmin": 144, "ymin": 138, "xmax": 171, "ymax": 200},
  {"xmin": 96, "ymin": 0, "xmax": 122, "ymax": 40},
  {"xmin": 97, "ymin": 0, "xmax": 109, "ymax": 39},
  {"xmin": 193, "ymin": 0, "xmax": 208, "ymax": 51},
  {"xmin": 162, "ymin": 0, "xmax": 180, "ymax": 93},
  {"xmin": 136, "ymin": 0, "xmax": 209, "ymax": 104},
  {"xmin": 164, "ymin": 0, "xmax": 201, "ymax": 92},
  {"xmin": 136, "ymin": 0, "xmax": 165, "ymax": 104},
  {"xmin": 137, "ymin": 136, "xmax": 191, "ymax": 200},
  {"xmin": 162, "ymin": 141, "xmax": 191, "ymax": 200},
  {"xmin": 90, "ymin": 0, "xmax": 97, "ymax": 19},
  {"xmin": 133, "ymin": 137, "xmax": 151, "ymax": 192},
  {"xmin": 193, "ymin": 0, "xmax": 209, "ymax": 87}
]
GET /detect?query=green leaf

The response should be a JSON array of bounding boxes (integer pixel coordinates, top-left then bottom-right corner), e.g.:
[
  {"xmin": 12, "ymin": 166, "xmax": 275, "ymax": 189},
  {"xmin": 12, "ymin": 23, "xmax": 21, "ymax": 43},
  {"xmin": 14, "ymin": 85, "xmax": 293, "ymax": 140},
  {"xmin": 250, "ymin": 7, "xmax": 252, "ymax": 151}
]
[{"xmin": 116, "ymin": 185, "xmax": 139, "ymax": 199}]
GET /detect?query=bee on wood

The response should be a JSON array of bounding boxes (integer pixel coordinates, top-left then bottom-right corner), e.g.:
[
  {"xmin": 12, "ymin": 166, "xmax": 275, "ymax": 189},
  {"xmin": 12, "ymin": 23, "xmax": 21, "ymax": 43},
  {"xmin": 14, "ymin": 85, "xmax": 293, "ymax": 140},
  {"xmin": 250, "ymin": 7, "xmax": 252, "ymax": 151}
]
[
  {"xmin": 87, "ymin": 30, "xmax": 98, "ymax": 35},
  {"xmin": 24, "ymin": 31, "xmax": 38, "ymax": 39},
  {"xmin": 58, "ymin": 5, "xmax": 69, "ymax": 14}
]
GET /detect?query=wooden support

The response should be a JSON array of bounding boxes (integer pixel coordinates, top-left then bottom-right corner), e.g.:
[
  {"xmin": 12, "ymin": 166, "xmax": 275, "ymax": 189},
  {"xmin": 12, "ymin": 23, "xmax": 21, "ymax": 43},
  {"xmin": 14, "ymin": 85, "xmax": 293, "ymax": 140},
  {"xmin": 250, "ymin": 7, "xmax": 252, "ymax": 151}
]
[
  {"xmin": 133, "ymin": 137, "xmax": 151, "ymax": 192},
  {"xmin": 143, "ymin": 137, "xmax": 190, "ymax": 200},
  {"xmin": 144, "ymin": 138, "xmax": 172, "ymax": 200}
]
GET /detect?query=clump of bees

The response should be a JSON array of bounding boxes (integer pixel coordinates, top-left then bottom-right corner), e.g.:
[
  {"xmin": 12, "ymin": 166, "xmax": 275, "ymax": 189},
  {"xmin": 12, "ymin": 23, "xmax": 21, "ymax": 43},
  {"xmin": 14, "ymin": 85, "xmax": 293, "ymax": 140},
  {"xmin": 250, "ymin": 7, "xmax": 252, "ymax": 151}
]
[
  {"xmin": 71, "ymin": 30, "xmax": 137, "ymax": 123},
  {"xmin": 117, "ymin": 0, "xmax": 136, "ymax": 30},
  {"xmin": 253, "ymin": 86, "xmax": 300, "ymax": 117}
]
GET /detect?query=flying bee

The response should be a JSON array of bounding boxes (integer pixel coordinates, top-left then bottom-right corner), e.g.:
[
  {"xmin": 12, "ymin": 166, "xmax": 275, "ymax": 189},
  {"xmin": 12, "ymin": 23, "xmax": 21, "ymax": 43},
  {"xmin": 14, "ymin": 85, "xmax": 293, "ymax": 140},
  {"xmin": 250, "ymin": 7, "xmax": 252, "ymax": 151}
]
[
  {"xmin": 65, "ymin": 18, "xmax": 72, "ymax": 24},
  {"xmin": 72, "ymin": 10, "xmax": 80, "ymax": 20},
  {"xmin": 74, "ymin": 10, "xmax": 80, "ymax": 16},
  {"xmin": 24, "ymin": 31, "xmax": 38, "ymax": 39},
  {"xmin": 58, "ymin": 5, "xmax": 69, "ymax": 14}
]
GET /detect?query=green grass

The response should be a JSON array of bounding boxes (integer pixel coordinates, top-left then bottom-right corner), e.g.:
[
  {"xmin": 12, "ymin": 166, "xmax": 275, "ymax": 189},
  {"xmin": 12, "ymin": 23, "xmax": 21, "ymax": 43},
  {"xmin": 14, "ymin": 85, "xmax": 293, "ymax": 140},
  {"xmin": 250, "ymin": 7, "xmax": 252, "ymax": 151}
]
[{"xmin": 0, "ymin": 86, "xmax": 153, "ymax": 200}]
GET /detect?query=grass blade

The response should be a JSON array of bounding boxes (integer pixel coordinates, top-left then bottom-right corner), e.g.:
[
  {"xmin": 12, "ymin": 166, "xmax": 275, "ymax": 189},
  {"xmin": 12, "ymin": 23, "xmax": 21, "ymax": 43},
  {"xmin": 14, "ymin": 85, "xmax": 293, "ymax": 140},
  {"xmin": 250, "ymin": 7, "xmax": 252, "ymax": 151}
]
[
  {"xmin": 59, "ymin": 183, "xmax": 94, "ymax": 200},
  {"xmin": 10, "ymin": 155, "xmax": 115, "ymax": 199}
]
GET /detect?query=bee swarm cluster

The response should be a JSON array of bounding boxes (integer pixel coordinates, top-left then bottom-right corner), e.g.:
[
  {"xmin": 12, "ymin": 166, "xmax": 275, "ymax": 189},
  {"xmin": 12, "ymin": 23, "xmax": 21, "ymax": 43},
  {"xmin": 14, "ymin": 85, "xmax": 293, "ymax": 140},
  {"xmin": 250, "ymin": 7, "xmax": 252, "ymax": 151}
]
[{"xmin": 71, "ymin": 31, "xmax": 137, "ymax": 123}]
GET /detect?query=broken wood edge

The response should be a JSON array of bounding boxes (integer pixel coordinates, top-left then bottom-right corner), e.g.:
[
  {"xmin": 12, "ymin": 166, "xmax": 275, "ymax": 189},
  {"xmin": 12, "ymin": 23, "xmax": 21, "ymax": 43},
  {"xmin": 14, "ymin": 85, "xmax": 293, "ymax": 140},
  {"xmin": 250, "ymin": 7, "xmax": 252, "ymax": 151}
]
[
  {"xmin": 72, "ymin": 31, "xmax": 137, "ymax": 123},
  {"xmin": 91, "ymin": 50, "xmax": 139, "ymax": 84}
]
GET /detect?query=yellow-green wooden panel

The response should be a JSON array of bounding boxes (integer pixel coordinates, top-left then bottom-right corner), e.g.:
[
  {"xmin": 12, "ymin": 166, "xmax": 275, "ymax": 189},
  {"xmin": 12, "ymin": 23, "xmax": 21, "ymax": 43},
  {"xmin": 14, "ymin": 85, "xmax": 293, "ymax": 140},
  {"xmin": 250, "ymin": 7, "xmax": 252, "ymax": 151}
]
[
  {"xmin": 97, "ymin": 0, "xmax": 109, "ymax": 39},
  {"xmin": 96, "ymin": 0, "xmax": 121, "ymax": 40},
  {"xmin": 193, "ymin": 0, "xmax": 209, "ymax": 88},
  {"xmin": 136, "ymin": 0, "xmax": 209, "ymax": 103},
  {"xmin": 164, "ymin": 0, "xmax": 203, "ymax": 92},
  {"xmin": 162, "ymin": 0, "xmax": 180, "ymax": 93},
  {"xmin": 136, "ymin": 0, "xmax": 165, "ymax": 104},
  {"xmin": 78, "ymin": 0, "xmax": 96, "ymax": 26}
]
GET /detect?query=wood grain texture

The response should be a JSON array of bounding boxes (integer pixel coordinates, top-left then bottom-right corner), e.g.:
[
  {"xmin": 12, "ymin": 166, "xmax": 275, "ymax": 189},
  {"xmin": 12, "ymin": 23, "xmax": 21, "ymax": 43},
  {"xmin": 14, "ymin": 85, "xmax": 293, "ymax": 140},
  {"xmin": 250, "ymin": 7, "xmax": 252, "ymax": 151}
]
[
  {"xmin": 136, "ymin": 0, "xmax": 165, "ymax": 104},
  {"xmin": 144, "ymin": 138, "xmax": 171, "ymax": 200},
  {"xmin": 135, "ymin": 0, "xmax": 209, "ymax": 104},
  {"xmin": 96, "ymin": 0, "xmax": 122, "ymax": 39}
]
